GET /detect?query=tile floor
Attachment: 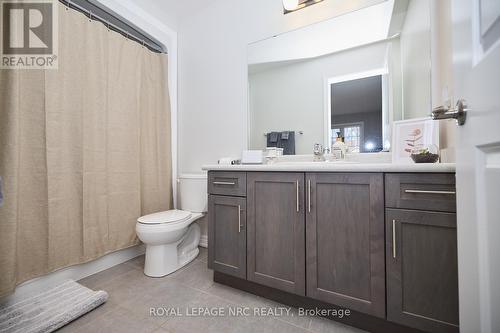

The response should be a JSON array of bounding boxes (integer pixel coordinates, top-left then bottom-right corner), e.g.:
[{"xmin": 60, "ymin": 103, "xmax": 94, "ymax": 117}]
[{"xmin": 59, "ymin": 248, "xmax": 367, "ymax": 333}]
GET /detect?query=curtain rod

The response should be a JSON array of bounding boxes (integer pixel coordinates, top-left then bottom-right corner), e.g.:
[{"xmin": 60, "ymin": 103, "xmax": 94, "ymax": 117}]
[{"xmin": 58, "ymin": 0, "xmax": 166, "ymax": 54}]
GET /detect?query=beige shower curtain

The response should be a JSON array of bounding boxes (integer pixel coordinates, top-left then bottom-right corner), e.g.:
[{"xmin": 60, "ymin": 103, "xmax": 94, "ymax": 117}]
[{"xmin": 0, "ymin": 4, "xmax": 172, "ymax": 297}]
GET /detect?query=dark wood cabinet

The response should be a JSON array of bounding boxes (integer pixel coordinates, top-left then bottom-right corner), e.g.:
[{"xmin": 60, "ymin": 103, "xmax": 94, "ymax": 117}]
[
  {"xmin": 306, "ymin": 173, "xmax": 385, "ymax": 318},
  {"xmin": 386, "ymin": 209, "xmax": 459, "ymax": 333},
  {"xmin": 385, "ymin": 173, "xmax": 456, "ymax": 213},
  {"xmin": 246, "ymin": 172, "xmax": 306, "ymax": 296},
  {"xmin": 208, "ymin": 171, "xmax": 247, "ymax": 197},
  {"xmin": 208, "ymin": 195, "xmax": 246, "ymax": 279},
  {"xmin": 207, "ymin": 170, "xmax": 459, "ymax": 333}
]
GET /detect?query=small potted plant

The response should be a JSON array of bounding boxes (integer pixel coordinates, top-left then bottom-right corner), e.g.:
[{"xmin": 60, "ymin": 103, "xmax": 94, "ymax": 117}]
[{"xmin": 410, "ymin": 144, "xmax": 440, "ymax": 163}]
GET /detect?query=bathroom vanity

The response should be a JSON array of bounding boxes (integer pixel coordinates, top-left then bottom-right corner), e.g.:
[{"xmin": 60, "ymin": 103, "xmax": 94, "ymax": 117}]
[
  {"xmin": 205, "ymin": 1, "xmax": 461, "ymax": 331},
  {"xmin": 204, "ymin": 163, "xmax": 458, "ymax": 333}
]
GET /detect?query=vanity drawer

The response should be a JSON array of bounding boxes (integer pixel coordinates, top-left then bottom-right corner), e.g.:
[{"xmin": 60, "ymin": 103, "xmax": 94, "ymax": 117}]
[
  {"xmin": 208, "ymin": 171, "xmax": 246, "ymax": 197},
  {"xmin": 385, "ymin": 173, "xmax": 456, "ymax": 212}
]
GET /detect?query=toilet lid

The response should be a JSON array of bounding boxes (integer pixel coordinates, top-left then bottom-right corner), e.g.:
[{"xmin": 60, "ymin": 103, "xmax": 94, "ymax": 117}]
[{"xmin": 138, "ymin": 210, "xmax": 192, "ymax": 225}]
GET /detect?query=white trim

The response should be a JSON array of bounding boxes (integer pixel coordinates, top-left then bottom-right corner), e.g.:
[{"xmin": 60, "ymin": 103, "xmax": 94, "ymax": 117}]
[
  {"xmin": 381, "ymin": 73, "xmax": 390, "ymax": 150},
  {"xmin": 323, "ymin": 76, "xmax": 332, "ymax": 149},
  {"xmin": 246, "ymin": 67, "xmax": 251, "ymax": 150},
  {"xmin": 89, "ymin": 0, "xmax": 179, "ymax": 207},
  {"xmin": 199, "ymin": 235, "xmax": 208, "ymax": 248},
  {"xmin": 472, "ymin": 0, "xmax": 500, "ymax": 66},
  {"xmin": 324, "ymin": 68, "xmax": 388, "ymax": 148},
  {"xmin": 1, "ymin": 245, "xmax": 145, "ymax": 304},
  {"xmin": 326, "ymin": 68, "xmax": 388, "ymax": 85}
]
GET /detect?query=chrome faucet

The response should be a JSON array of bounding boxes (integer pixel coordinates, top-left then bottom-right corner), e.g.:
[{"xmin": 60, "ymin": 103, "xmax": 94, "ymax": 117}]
[{"xmin": 313, "ymin": 144, "xmax": 326, "ymax": 162}]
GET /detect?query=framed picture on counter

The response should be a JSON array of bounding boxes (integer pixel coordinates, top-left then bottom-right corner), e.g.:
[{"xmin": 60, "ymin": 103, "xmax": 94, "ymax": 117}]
[{"xmin": 392, "ymin": 117, "xmax": 440, "ymax": 164}]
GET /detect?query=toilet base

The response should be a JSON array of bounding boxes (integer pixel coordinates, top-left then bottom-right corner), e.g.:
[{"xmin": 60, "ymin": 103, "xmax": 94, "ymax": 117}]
[{"xmin": 143, "ymin": 223, "xmax": 201, "ymax": 277}]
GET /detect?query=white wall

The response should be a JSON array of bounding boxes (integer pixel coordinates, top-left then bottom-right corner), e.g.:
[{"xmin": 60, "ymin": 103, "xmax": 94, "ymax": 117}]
[
  {"xmin": 177, "ymin": 1, "xmax": 247, "ymax": 173},
  {"xmin": 400, "ymin": 0, "xmax": 432, "ymax": 120},
  {"xmin": 249, "ymin": 41, "xmax": 390, "ymax": 154},
  {"xmin": 177, "ymin": 0, "xmax": 389, "ymax": 173},
  {"xmin": 430, "ymin": 0, "xmax": 456, "ymax": 161}
]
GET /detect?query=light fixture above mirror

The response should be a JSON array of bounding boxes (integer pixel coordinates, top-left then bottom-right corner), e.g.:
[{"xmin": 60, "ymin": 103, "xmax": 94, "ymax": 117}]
[{"xmin": 283, "ymin": 0, "xmax": 324, "ymax": 14}]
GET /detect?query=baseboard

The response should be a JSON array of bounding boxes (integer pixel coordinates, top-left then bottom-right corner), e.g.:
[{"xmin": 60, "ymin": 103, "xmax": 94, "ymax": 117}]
[
  {"xmin": 1, "ymin": 244, "xmax": 145, "ymax": 304},
  {"xmin": 214, "ymin": 272, "xmax": 424, "ymax": 333},
  {"xmin": 199, "ymin": 235, "xmax": 208, "ymax": 248}
]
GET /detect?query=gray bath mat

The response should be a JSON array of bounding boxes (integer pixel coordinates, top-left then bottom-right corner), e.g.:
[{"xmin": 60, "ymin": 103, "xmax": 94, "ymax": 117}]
[{"xmin": 0, "ymin": 280, "xmax": 108, "ymax": 333}]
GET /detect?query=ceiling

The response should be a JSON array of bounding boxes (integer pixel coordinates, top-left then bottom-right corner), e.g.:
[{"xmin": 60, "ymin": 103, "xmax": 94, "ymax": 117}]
[
  {"xmin": 331, "ymin": 75, "xmax": 382, "ymax": 115},
  {"xmin": 130, "ymin": 0, "xmax": 216, "ymax": 28},
  {"xmin": 248, "ymin": 0, "xmax": 395, "ymax": 66}
]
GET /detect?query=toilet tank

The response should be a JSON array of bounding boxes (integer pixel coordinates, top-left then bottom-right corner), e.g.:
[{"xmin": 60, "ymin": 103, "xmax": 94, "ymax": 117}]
[{"xmin": 178, "ymin": 173, "xmax": 207, "ymax": 213}]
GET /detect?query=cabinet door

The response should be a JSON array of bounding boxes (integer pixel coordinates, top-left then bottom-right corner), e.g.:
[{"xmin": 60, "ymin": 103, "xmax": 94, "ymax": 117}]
[
  {"xmin": 386, "ymin": 209, "xmax": 459, "ymax": 333},
  {"xmin": 208, "ymin": 195, "xmax": 246, "ymax": 279},
  {"xmin": 306, "ymin": 173, "xmax": 385, "ymax": 318},
  {"xmin": 247, "ymin": 172, "xmax": 305, "ymax": 295}
]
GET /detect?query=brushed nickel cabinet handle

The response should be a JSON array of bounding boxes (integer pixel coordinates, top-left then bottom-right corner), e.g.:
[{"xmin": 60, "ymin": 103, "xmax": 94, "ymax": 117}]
[
  {"xmin": 296, "ymin": 180, "xmax": 300, "ymax": 212},
  {"xmin": 213, "ymin": 181, "xmax": 236, "ymax": 185},
  {"xmin": 308, "ymin": 179, "xmax": 311, "ymax": 213},
  {"xmin": 238, "ymin": 205, "xmax": 241, "ymax": 233},
  {"xmin": 392, "ymin": 219, "xmax": 397, "ymax": 259},
  {"xmin": 404, "ymin": 189, "xmax": 456, "ymax": 195}
]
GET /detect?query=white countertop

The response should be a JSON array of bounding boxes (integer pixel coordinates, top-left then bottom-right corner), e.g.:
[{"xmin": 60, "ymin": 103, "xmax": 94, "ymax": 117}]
[{"xmin": 201, "ymin": 162, "xmax": 455, "ymax": 173}]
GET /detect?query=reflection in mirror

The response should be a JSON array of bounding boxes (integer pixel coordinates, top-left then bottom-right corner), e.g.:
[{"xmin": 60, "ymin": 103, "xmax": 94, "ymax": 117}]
[
  {"xmin": 247, "ymin": 0, "xmax": 431, "ymax": 155},
  {"xmin": 330, "ymin": 75, "xmax": 384, "ymax": 153}
]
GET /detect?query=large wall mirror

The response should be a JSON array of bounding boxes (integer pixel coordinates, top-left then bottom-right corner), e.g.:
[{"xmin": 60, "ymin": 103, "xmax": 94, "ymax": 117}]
[{"xmin": 247, "ymin": 0, "xmax": 431, "ymax": 154}]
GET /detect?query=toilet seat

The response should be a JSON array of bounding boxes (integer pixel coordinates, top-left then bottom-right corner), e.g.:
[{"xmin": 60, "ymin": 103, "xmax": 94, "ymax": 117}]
[{"xmin": 138, "ymin": 209, "xmax": 192, "ymax": 225}]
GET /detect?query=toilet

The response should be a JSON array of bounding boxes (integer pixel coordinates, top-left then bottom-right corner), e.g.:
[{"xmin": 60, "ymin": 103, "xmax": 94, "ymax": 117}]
[{"xmin": 136, "ymin": 174, "xmax": 207, "ymax": 277}]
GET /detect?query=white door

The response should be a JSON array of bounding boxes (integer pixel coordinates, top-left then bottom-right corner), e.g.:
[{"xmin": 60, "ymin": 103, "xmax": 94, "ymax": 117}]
[{"xmin": 451, "ymin": 0, "xmax": 500, "ymax": 332}]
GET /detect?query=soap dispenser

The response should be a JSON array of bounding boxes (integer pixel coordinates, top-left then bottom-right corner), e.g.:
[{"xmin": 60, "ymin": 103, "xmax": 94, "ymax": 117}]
[{"xmin": 331, "ymin": 133, "xmax": 347, "ymax": 159}]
